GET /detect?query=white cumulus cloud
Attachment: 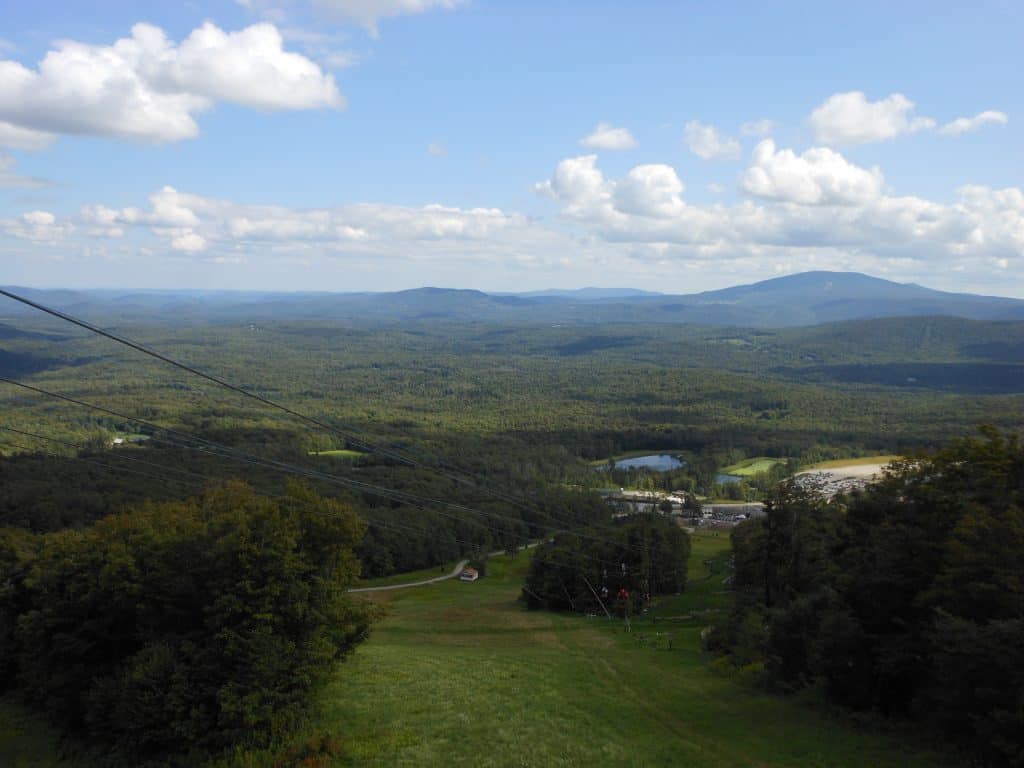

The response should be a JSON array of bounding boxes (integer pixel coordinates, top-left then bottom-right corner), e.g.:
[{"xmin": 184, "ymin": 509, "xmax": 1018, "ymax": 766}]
[
  {"xmin": 0, "ymin": 120, "xmax": 54, "ymax": 150},
  {"xmin": 2, "ymin": 210, "xmax": 72, "ymax": 243},
  {"xmin": 534, "ymin": 155, "xmax": 611, "ymax": 213},
  {"xmin": 536, "ymin": 156, "xmax": 726, "ymax": 244},
  {"xmin": 740, "ymin": 139, "xmax": 884, "ymax": 206},
  {"xmin": 0, "ymin": 22, "xmax": 343, "ymax": 144},
  {"xmin": 170, "ymin": 231, "xmax": 207, "ymax": 253},
  {"xmin": 810, "ymin": 91, "xmax": 935, "ymax": 144},
  {"xmin": 613, "ymin": 165, "xmax": 686, "ymax": 218},
  {"xmin": 120, "ymin": 187, "xmax": 204, "ymax": 228},
  {"xmin": 79, "ymin": 204, "xmax": 124, "ymax": 237},
  {"xmin": 939, "ymin": 110, "xmax": 1009, "ymax": 136},
  {"xmin": 580, "ymin": 122, "xmax": 637, "ymax": 151},
  {"xmin": 684, "ymin": 121, "xmax": 741, "ymax": 159},
  {"xmin": 535, "ymin": 153, "xmax": 1024, "ymax": 276},
  {"xmin": 78, "ymin": 186, "xmax": 527, "ymax": 254},
  {"xmin": 8, "ymin": 154, "xmax": 1023, "ymax": 294}
]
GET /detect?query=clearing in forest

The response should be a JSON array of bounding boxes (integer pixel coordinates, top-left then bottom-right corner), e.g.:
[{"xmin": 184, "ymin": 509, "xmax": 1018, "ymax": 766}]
[
  {"xmin": 801, "ymin": 455, "xmax": 901, "ymax": 481},
  {"xmin": 804, "ymin": 455, "xmax": 901, "ymax": 470},
  {"xmin": 720, "ymin": 457, "xmax": 786, "ymax": 476},
  {"xmin": 0, "ymin": 533, "xmax": 952, "ymax": 767},
  {"xmin": 307, "ymin": 532, "xmax": 947, "ymax": 768}
]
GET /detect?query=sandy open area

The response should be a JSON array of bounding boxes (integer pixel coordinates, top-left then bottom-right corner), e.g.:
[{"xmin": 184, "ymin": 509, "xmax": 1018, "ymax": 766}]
[{"xmin": 797, "ymin": 463, "xmax": 890, "ymax": 481}]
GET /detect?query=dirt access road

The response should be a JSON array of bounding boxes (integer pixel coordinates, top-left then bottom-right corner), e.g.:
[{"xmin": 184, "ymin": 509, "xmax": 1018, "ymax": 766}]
[
  {"xmin": 349, "ymin": 542, "xmax": 542, "ymax": 594},
  {"xmin": 347, "ymin": 559, "xmax": 472, "ymax": 594}
]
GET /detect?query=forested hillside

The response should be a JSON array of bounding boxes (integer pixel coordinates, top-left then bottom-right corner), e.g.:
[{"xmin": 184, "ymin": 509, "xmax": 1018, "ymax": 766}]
[
  {"xmin": 719, "ymin": 429, "xmax": 1024, "ymax": 766},
  {"xmin": 2, "ymin": 312, "xmax": 1022, "ymax": 576},
  {"xmin": 1, "ymin": 303, "xmax": 1021, "ymax": 764}
]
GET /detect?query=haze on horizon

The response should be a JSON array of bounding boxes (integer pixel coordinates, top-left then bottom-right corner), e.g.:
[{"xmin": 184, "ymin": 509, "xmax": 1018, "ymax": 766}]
[
  {"xmin": 5, "ymin": 270, "xmax": 1024, "ymax": 305},
  {"xmin": 1, "ymin": 1, "xmax": 1021, "ymax": 297}
]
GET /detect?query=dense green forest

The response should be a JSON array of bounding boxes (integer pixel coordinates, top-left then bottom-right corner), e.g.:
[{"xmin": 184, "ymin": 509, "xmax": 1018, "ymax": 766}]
[
  {"xmin": 1, "ymin": 309, "xmax": 1023, "ymax": 763},
  {"xmin": 2, "ymin": 314, "xmax": 1023, "ymax": 577},
  {"xmin": 718, "ymin": 429, "xmax": 1024, "ymax": 766},
  {"xmin": 0, "ymin": 481, "xmax": 373, "ymax": 764}
]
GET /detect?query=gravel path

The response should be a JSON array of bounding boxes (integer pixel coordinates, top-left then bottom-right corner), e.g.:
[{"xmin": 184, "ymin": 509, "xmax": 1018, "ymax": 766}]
[
  {"xmin": 348, "ymin": 559, "xmax": 471, "ymax": 593},
  {"xmin": 349, "ymin": 542, "xmax": 542, "ymax": 594}
]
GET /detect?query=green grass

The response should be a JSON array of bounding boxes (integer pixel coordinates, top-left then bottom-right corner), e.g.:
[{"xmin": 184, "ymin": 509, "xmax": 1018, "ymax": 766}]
[
  {"xmin": 310, "ymin": 449, "xmax": 366, "ymax": 460},
  {"xmin": 0, "ymin": 533, "xmax": 949, "ymax": 768},
  {"xmin": 720, "ymin": 457, "xmax": 786, "ymax": 477},
  {"xmin": 805, "ymin": 455, "xmax": 901, "ymax": 470},
  {"xmin": 299, "ymin": 534, "xmax": 947, "ymax": 768},
  {"xmin": 640, "ymin": 529, "xmax": 733, "ymax": 620}
]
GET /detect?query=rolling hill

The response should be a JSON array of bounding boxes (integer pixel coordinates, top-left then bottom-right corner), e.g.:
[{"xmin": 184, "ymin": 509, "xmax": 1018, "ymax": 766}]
[{"xmin": 3, "ymin": 271, "xmax": 1024, "ymax": 328}]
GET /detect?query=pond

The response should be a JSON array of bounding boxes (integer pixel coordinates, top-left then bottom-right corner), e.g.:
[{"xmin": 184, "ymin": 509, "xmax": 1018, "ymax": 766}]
[
  {"xmin": 716, "ymin": 473, "xmax": 744, "ymax": 484},
  {"xmin": 599, "ymin": 454, "xmax": 686, "ymax": 472}
]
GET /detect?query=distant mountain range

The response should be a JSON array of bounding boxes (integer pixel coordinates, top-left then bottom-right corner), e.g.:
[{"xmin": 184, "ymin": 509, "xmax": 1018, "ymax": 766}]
[
  {"xmin": 504, "ymin": 287, "xmax": 663, "ymax": 299},
  {"xmin": 3, "ymin": 272, "xmax": 1024, "ymax": 328},
  {"xmin": 655, "ymin": 271, "xmax": 1024, "ymax": 326}
]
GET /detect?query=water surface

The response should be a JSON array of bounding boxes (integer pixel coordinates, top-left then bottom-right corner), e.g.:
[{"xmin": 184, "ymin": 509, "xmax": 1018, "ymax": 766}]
[{"xmin": 600, "ymin": 454, "xmax": 685, "ymax": 472}]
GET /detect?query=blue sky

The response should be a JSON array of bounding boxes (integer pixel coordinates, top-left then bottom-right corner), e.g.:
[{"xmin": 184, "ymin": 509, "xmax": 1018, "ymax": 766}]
[{"xmin": 1, "ymin": 0, "xmax": 1021, "ymax": 295}]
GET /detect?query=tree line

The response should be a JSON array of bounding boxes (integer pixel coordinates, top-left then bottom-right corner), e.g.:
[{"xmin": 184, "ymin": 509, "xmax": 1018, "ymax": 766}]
[
  {"xmin": 715, "ymin": 428, "xmax": 1024, "ymax": 766},
  {"xmin": 522, "ymin": 516, "xmax": 691, "ymax": 615},
  {"xmin": 0, "ymin": 480, "xmax": 373, "ymax": 764}
]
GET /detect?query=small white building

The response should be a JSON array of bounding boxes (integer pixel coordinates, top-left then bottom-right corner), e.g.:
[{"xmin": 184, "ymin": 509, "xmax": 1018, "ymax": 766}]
[{"xmin": 459, "ymin": 567, "xmax": 479, "ymax": 582}]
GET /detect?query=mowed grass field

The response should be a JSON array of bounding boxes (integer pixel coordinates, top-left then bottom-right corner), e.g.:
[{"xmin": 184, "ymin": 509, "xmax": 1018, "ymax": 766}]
[
  {"xmin": 720, "ymin": 457, "xmax": 786, "ymax": 477},
  {"xmin": 297, "ymin": 531, "xmax": 944, "ymax": 768},
  {"xmin": 1, "ymin": 531, "xmax": 947, "ymax": 768}
]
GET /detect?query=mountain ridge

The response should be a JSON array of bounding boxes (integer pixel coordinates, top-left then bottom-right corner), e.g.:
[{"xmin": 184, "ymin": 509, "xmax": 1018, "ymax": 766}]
[{"xmin": 3, "ymin": 271, "xmax": 1023, "ymax": 328}]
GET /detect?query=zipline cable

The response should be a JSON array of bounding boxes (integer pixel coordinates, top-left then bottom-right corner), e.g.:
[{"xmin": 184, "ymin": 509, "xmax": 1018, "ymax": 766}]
[
  {"xmin": 0, "ymin": 287, "xmax": 639, "ymax": 542},
  {"xmin": 0, "ymin": 423, "xmax": 535, "ymax": 565},
  {"xmin": 0, "ymin": 377, "xmax": 638, "ymax": 568},
  {"xmin": 0, "ymin": 372, "xmax": 643, "ymax": 557}
]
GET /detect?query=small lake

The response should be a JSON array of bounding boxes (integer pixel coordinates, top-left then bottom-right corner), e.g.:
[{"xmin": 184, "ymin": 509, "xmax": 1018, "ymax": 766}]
[
  {"xmin": 599, "ymin": 454, "xmax": 686, "ymax": 472},
  {"xmin": 716, "ymin": 473, "xmax": 744, "ymax": 484}
]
